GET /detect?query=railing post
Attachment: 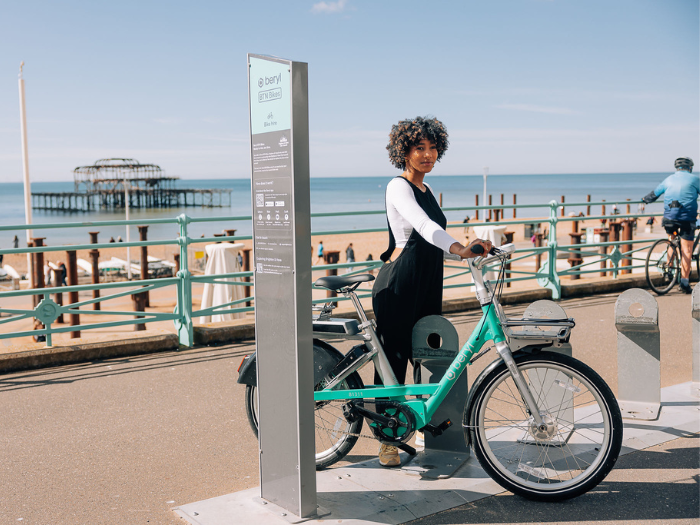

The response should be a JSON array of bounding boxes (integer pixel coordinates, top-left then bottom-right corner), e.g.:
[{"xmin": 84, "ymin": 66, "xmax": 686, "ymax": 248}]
[
  {"xmin": 89, "ymin": 231, "xmax": 100, "ymax": 310},
  {"xmin": 175, "ymin": 214, "xmax": 194, "ymax": 347},
  {"xmin": 538, "ymin": 201, "xmax": 561, "ymax": 300},
  {"xmin": 66, "ymin": 250, "xmax": 80, "ymax": 339},
  {"xmin": 615, "ymin": 288, "xmax": 660, "ymax": 420},
  {"xmin": 692, "ymin": 284, "xmax": 700, "ymax": 398}
]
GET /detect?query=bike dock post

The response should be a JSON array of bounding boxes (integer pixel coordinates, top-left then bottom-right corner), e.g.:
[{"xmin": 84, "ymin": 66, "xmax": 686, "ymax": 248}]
[
  {"xmin": 615, "ymin": 288, "xmax": 661, "ymax": 420},
  {"xmin": 512, "ymin": 300, "xmax": 574, "ymax": 444},
  {"xmin": 403, "ymin": 315, "xmax": 470, "ymax": 479},
  {"xmin": 692, "ymin": 283, "xmax": 700, "ymax": 398}
]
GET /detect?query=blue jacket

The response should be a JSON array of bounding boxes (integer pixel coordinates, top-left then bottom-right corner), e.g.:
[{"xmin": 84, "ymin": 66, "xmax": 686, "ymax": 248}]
[{"xmin": 642, "ymin": 170, "xmax": 700, "ymax": 222}]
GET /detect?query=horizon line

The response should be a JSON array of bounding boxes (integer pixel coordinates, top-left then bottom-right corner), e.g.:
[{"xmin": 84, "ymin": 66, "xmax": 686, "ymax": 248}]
[{"xmin": 0, "ymin": 170, "xmax": 673, "ymax": 184}]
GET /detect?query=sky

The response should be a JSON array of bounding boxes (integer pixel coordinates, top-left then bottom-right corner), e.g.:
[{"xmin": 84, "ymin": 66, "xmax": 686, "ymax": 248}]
[{"xmin": 0, "ymin": 0, "xmax": 698, "ymax": 182}]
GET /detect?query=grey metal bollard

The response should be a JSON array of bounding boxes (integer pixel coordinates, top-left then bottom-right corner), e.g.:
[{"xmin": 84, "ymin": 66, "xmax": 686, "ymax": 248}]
[
  {"xmin": 402, "ymin": 315, "xmax": 469, "ymax": 479},
  {"xmin": 615, "ymin": 288, "xmax": 660, "ymax": 420},
  {"xmin": 692, "ymin": 283, "xmax": 700, "ymax": 398}
]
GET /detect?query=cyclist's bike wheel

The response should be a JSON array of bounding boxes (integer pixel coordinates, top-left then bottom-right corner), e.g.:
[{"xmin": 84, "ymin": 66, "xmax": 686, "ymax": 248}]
[
  {"xmin": 467, "ymin": 352, "xmax": 622, "ymax": 501},
  {"xmin": 244, "ymin": 344, "xmax": 364, "ymax": 470},
  {"xmin": 645, "ymin": 239, "xmax": 680, "ymax": 294}
]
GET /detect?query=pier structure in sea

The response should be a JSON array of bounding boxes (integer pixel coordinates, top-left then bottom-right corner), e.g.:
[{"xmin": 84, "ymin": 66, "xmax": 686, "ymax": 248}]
[{"xmin": 31, "ymin": 158, "xmax": 232, "ymax": 212}]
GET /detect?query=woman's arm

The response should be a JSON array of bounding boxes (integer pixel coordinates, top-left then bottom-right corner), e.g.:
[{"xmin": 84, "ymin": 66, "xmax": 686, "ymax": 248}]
[
  {"xmin": 387, "ymin": 179, "xmax": 458, "ymax": 252},
  {"xmin": 387, "ymin": 179, "xmax": 491, "ymax": 258}
]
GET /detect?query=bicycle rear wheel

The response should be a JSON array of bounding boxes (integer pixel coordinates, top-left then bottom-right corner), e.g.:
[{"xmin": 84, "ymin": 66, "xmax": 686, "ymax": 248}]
[
  {"xmin": 467, "ymin": 352, "xmax": 622, "ymax": 501},
  {"xmin": 244, "ymin": 345, "xmax": 364, "ymax": 470},
  {"xmin": 645, "ymin": 238, "xmax": 680, "ymax": 294}
]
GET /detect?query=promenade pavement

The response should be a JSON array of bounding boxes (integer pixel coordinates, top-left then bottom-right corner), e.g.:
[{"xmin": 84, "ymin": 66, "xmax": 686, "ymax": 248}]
[{"xmin": 0, "ymin": 288, "xmax": 697, "ymax": 524}]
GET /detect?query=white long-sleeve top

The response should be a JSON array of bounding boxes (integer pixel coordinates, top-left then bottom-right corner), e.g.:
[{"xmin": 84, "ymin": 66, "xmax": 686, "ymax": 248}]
[{"xmin": 385, "ymin": 177, "xmax": 459, "ymax": 255}]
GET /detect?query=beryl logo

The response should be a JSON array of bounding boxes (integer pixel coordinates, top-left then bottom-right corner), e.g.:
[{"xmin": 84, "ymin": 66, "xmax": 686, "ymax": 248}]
[{"xmin": 258, "ymin": 78, "xmax": 264, "ymax": 88}]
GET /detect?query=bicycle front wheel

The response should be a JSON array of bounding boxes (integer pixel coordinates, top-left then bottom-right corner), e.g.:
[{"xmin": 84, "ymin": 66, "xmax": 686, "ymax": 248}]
[
  {"xmin": 467, "ymin": 352, "xmax": 622, "ymax": 501},
  {"xmin": 646, "ymin": 238, "xmax": 680, "ymax": 294}
]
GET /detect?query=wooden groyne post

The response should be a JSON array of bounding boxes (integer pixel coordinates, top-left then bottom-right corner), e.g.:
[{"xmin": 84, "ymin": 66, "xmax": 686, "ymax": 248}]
[
  {"xmin": 89, "ymin": 232, "xmax": 100, "ymax": 310},
  {"xmin": 138, "ymin": 225, "xmax": 150, "ymax": 307},
  {"xmin": 66, "ymin": 250, "xmax": 80, "ymax": 339}
]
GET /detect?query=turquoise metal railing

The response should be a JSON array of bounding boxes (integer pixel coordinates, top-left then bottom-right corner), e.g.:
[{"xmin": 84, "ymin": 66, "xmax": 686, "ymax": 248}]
[{"xmin": 0, "ymin": 199, "xmax": 666, "ymax": 347}]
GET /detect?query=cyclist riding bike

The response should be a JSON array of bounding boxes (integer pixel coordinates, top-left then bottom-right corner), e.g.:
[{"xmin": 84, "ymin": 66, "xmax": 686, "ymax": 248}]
[{"xmin": 642, "ymin": 157, "xmax": 700, "ymax": 293}]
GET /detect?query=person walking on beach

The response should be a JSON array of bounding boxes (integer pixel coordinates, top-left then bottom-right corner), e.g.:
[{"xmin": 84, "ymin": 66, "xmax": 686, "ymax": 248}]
[
  {"xmin": 345, "ymin": 243, "xmax": 355, "ymax": 273},
  {"xmin": 372, "ymin": 116, "xmax": 491, "ymax": 467},
  {"xmin": 315, "ymin": 241, "xmax": 324, "ymax": 265},
  {"xmin": 642, "ymin": 157, "xmax": 700, "ymax": 293},
  {"xmin": 12, "ymin": 235, "xmax": 19, "ymax": 249},
  {"xmin": 58, "ymin": 261, "xmax": 67, "ymax": 286}
]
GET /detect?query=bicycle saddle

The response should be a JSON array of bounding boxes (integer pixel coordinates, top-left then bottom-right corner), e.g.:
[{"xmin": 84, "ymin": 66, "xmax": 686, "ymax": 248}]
[{"xmin": 314, "ymin": 274, "xmax": 375, "ymax": 292}]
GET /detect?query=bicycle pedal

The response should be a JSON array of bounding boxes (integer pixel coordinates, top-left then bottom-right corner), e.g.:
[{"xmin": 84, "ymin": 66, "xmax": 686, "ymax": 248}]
[{"xmin": 421, "ymin": 419, "xmax": 453, "ymax": 437}]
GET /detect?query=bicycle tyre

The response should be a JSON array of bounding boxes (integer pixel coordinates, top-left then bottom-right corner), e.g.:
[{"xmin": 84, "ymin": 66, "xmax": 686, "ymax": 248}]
[
  {"xmin": 244, "ymin": 346, "xmax": 364, "ymax": 470},
  {"xmin": 467, "ymin": 352, "xmax": 622, "ymax": 501},
  {"xmin": 645, "ymin": 238, "xmax": 679, "ymax": 294}
]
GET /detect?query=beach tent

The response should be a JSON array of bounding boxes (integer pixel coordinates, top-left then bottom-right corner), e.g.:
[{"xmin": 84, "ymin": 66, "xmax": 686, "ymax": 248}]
[{"xmin": 200, "ymin": 243, "xmax": 246, "ymax": 323}]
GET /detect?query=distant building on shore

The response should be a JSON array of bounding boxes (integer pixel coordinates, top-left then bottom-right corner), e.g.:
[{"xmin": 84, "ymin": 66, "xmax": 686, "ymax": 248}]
[{"xmin": 31, "ymin": 158, "xmax": 232, "ymax": 212}]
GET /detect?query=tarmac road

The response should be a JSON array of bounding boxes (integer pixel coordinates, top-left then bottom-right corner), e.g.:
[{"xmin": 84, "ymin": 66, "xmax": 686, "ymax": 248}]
[{"xmin": 0, "ymin": 288, "xmax": 697, "ymax": 524}]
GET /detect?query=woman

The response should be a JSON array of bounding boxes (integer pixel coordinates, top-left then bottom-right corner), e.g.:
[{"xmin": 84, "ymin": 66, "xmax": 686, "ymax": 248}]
[{"xmin": 372, "ymin": 116, "xmax": 491, "ymax": 466}]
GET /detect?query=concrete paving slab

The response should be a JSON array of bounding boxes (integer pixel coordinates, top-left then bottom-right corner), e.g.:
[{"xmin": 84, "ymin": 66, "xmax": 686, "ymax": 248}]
[{"xmin": 174, "ymin": 381, "xmax": 700, "ymax": 525}]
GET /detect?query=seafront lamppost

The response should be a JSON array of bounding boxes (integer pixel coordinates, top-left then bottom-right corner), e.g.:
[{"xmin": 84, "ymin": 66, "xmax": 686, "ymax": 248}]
[
  {"xmin": 18, "ymin": 61, "xmax": 33, "ymax": 287},
  {"xmin": 483, "ymin": 166, "xmax": 489, "ymax": 219}
]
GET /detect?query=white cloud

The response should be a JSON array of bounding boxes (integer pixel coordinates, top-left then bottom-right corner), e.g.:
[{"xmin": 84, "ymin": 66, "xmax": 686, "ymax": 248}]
[
  {"xmin": 495, "ymin": 103, "xmax": 579, "ymax": 115},
  {"xmin": 311, "ymin": 0, "xmax": 348, "ymax": 14}
]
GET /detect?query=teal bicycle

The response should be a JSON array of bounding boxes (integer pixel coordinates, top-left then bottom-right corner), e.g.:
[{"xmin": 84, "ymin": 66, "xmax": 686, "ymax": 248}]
[{"xmin": 238, "ymin": 244, "xmax": 623, "ymax": 501}]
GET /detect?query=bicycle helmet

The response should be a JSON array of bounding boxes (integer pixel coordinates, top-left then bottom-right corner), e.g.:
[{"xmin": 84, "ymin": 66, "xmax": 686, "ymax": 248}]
[{"xmin": 674, "ymin": 157, "xmax": 694, "ymax": 172}]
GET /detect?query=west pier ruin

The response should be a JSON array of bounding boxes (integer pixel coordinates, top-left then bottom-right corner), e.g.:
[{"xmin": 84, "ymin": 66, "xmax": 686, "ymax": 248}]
[{"xmin": 31, "ymin": 158, "xmax": 232, "ymax": 212}]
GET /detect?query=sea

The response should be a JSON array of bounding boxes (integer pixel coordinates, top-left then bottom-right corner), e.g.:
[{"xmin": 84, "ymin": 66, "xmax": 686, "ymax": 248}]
[{"xmin": 0, "ymin": 173, "xmax": 668, "ymax": 246}]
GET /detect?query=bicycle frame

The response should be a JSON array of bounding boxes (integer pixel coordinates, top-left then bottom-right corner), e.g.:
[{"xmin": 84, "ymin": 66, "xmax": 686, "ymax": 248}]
[
  {"xmin": 312, "ymin": 245, "xmax": 545, "ymax": 430},
  {"xmin": 314, "ymin": 303, "xmax": 505, "ymax": 429}
]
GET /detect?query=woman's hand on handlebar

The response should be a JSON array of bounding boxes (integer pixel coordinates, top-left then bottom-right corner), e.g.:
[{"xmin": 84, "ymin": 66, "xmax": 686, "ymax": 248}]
[{"xmin": 449, "ymin": 239, "xmax": 493, "ymax": 260}]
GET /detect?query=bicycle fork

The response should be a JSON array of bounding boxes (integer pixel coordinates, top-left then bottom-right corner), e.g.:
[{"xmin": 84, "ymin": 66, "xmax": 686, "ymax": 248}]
[{"xmin": 494, "ymin": 341, "xmax": 545, "ymax": 427}]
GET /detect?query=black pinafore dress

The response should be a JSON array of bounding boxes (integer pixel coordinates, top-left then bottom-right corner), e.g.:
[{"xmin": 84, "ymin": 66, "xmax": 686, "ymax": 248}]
[{"xmin": 371, "ymin": 177, "xmax": 447, "ymax": 384}]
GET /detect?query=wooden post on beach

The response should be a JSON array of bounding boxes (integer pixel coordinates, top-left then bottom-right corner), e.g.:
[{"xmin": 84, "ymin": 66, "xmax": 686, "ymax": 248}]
[
  {"xmin": 138, "ymin": 225, "xmax": 150, "ymax": 307},
  {"xmin": 535, "ymin": 232, "xmax": 544, "ymax": 272},
  {"xmin": 89, "ymin": 232, "xmax": 100, "ymax": 310},
  {"xmin": 30, "ymin": 238, "xmax": 45, "ymax": 308},
  {"xmin": 475, "ymin": 195, "xmax": 479, "ymax": 220},
  {"xmin": 66, "ymin": 250, "xmax": 80, "ymax": 339},
  {"xmin": 626, "ymin": 199, "xmax": 631, "ymax": 215},
  {"xmin": 53, "ymin": 268, "xmax": 64, "ymax": 324},
  {"xmin": 568, "ymin": 220, "xmax": 583, "ymax": 280},
  {"xmin": 599, "ymin": 230, "xmax": 609, "ymax": 277},
  {"xmin": 561, "ymin": 195, "xmax": 565, "ymax": 217},
  {"xmin": 243, "ymin": 248, "xmax": 252, "ymax": 307},
  {"xmin": 488, "ymin": 195, "xmax": 492, "ymax": 221},
  {"xmin": 586, "ymin": 195, "xmax": 591, "ymax": 216},
  {"xmin": 621, "ymin": 220, "xmax": 633, "ymax": 274},
  {"xmin": 513, "ymin": 194, "xmax": 517, "ymax": 218},
  {"xmin": 324, "ymin": 251, "xmax": 340, "ymax": 304},
  {"xmin": 439, "ymin": 193, "xmax": 443, "ymax": 207},
  {"xmin": 224, "ymin": 228, "xmax": 237, "ymax": 240}
]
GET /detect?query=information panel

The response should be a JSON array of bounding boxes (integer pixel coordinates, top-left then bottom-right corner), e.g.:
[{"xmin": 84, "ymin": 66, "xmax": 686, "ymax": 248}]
[{"xmin": 248, "ymin": 54, "xmax": 316, "ymax": 519}]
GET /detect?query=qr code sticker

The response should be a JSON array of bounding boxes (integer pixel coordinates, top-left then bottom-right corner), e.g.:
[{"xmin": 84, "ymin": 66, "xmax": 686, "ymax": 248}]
[
  {"xmin": 256, "ymin": 263, "xmax": 264, "ymax": 274},
  {"xmin": 255, "ymin": 194, "xmax": 264, "ymax": 208}
]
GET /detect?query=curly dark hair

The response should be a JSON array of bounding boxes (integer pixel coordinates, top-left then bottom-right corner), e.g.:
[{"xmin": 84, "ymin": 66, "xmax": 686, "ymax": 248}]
[{"xmin": 386, "ymin": 116, "xmax": 449, "ymax": 170}]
